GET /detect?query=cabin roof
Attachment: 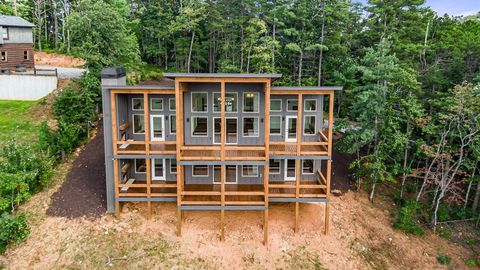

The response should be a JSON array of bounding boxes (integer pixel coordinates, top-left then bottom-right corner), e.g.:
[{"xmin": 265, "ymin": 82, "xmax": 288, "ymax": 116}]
[
  {"xmin": 163, "ymin": 73, "xmax": 282, "ymax": 79},
  {"xmin": 0, "ymin": 15, "xmax": 34, "ymax": 28},
  {"xmin": 271, "ymin": 86, "xmax": 343, "ymax": 91}
]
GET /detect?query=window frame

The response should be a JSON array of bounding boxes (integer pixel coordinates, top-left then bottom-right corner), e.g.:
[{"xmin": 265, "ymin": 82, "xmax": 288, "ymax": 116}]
[
  {"xmin": 304, "ymin": 99, "xmax": 317, "ymax": 112},
  {"xmin": 213, "ymin": 165, "xmax": 238, "ymax": 184},
  {"xmin": 151, "ymin": 158, "xmax": 166, "ymax": 180},
  {"xmin": 150, "ymin": 98, "xmax": 163, "ymax": 111},
  {"xmin": 191, "ymin": 116, "xmax": 208, "ymax": 137},
  {"xmin": 242, "ymin": 165, "xmax": 259, "ymax": 177},
  {"xmin": 1, "ymin": 27, "xmax": 8, "ymax": 40},
  {"xmin": 213, "ymin": 92, "xmax": 238, "ymax": 113},
  {"xmin": 242, "ymin": 117, "xmax": 259, "ymax": 137},
  {"xmin": 192, "ymin": 165, "xmax": 209, "ymax": 177},
  {"xmin": 169, "ymin": 98, "xmax": 176, "ymax": 111},
  {"xmin": 269, "ymin": 115, "xmax": 282, "ymax": 135},
  {"xmin": 303, "ymin": 115, "xmax": 316, "ymax": 136},
  {"xmin": 0, "ymin": 51, "xmax": 7, "ymax": 62},
  {"xmin": 132, "ymin": 114, "xmax": 145, "ymax": 134},
  {"xmin": 302, "ymin": 159, "xmax": 315, "ymax": 175},
  {"xmin": 131, "ymin": 98, "xmax": 144, "ymax": 111},
  {"xmin": 170, "ymin": 115, "xmax": 176, "ymax": 134},
  {"xmin": 269, "ymin": 159, "xmax": 281, "ymax": 175},
  {"xmin": 134, "ymin": 159, "xmax": 146, "ymax": 174},
  {"xmin": 243, "ymin": 92, "xmax": 260, "ymax": 113},
  {"xmin": 150, "ymin": 114, "xmax": 165, "ymax": 141},
  {"xmin": 170, "ymin": 159, "xmax": 177, "ymax": 174},
  {"xmin": 286, "ymin": 99, "xmax": 298, "ymax": 112},
  {"xmin": 191, "ymin": 92, "xmax": 208, "ymax": 113},
  {"xmin": 270, "ymin": 99, "xmax": 282, "ymax": 112}
]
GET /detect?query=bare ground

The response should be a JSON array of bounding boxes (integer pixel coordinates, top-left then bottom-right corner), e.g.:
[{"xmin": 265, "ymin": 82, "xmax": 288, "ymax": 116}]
[{"xmin": 34, "ymin": 52, "xmax": 85, "ymax": 68}]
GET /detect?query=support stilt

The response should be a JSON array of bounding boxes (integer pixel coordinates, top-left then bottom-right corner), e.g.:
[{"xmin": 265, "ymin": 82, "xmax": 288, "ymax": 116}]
[
  {"xmin": 294, "ymin": 202, "xmax": 299, "ymax": 233},
  {"xmin": 324, "ymin": 202, "xmax": 330, "ymax": 235},
  {"xmin": 220, "ymin": 209, "xmax": 225, "ymax": 241},
  {"xmin": 147, "ymin": 201, "xmax": 152, "ymax": 220},
  {"xmin": 176, "ymin": 209, "xmax": 182, "ymax": 236},
  {"xmin": 263, "ymin": 209, "xmax": 269, "ymax": 245},
  {"xmin": 115, "ymin": 201, "xmax": 121, "ymax": 218}
]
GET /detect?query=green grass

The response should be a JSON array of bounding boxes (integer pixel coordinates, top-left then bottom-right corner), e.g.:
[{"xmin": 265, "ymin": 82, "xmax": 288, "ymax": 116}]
[{"xmin": 0, "ymin": 100, "xmax": 40, "ymax": 143}]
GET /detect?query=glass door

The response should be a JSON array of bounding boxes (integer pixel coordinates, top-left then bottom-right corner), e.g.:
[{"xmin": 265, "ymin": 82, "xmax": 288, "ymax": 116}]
[
  {"xmin": 151, "ymin": 159, "xmax": 166, "ymax": 180},
  {"xmin": 285, "ymin": 159, "xmax": 296, "ymax": 181},
  {"xmin": 285, "ymin": 116, "xmax": 297, "ymax": 142},
  {"xmin": 213, "ymin": 117, "xmax": 238, "ymax": 144},
  {"xmin": 150, "ymin": 115, "xmax": 165, "ymax": 141}
]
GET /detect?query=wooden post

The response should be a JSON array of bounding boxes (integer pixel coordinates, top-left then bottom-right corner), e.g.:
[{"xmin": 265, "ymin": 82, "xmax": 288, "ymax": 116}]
[
  {"xmin": 175, "ymin": 79, "xmax": 182, "ymax": 236},
  {"xmin": 294, "ymin": 94, "xmax": 303, "ymax": 232},
  {"xmin": 144, "ymin": 93, "xmax": 152, "ymax": 220},
  {"xmin": 220, "ymin": 81, "xmax": 226, "ymax": 241},
  {"xmin": 328, "ymin": 92, "xmax": 334, "ymax": 156},
  {"xmin": 263, "ymin": 80, "xmax": 271, "ymax": 245},
  {"xmin": 113, "ymin": 158, "xmax": 120, "ymax": 218},
  {"xmin": 325, "ymin": 160, "xmax": 331, "ymax": 234},
  {"xmin": 146, "ymin": 158, "xmax": 152, "ymax": 220},
  {"xmin": 110, "ymin": 92, "xmax": 121, "ymax": 217}
]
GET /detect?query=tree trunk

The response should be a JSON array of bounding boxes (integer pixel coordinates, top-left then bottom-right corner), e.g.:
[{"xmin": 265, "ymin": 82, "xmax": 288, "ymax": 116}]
[
  {"xmin": 54, "ymin": 1, "xmax": 58, "ymax": 50},
  {"xmin": 472, "ymin": 167, "xmax": 480, "ymax": 210},
  {"xmin": 400, "ymin": 115, "xmax": 411, "ymax": 198},
  {"xmin": 240, "ymin": 28, "xmax": 244, "ymax": 72},
  {"xmin": 317, "ymin": 17, "xmax": 325, "ymax": 86},
  {"xmin": 464, "ymin": 163, "xmax": 477, "ymax": 208},
  {"xmin": 187, "ymin": 31, "xmax": 195, "ymax": 73},
  {"xmin": 272, "ymin": 20, "xmax": 276, "ymax": 71},
  {"xmin": 13, "ymin": 0, "xmax": 18, "ymax": 16},
  {"xmin": 369, "ymin": 182, "xmax": 376, "ymax": 203},
  {"xmin": 298, "ymin": 50, "xmax": 303, "ymax": 86}
]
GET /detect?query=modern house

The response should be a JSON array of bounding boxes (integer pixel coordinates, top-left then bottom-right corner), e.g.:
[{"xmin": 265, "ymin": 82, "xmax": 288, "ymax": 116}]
[
  {"xmin": 0, "ymin": 15, "xmax": 34, "ymax": 69},
  {"xmin": 101, "ymin": 67, "xmax": 341, "ymax": 244}
]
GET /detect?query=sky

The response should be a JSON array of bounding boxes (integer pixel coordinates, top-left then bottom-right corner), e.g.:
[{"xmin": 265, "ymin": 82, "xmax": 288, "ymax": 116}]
[{"xmin": 356, "ymin": 0, "xmax": 480, "ymax": 16}]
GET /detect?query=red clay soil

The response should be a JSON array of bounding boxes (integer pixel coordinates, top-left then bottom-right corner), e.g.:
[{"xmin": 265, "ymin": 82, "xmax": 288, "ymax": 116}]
[
  {"xmin": 46, "ymin": 123, "xmax": 355, "ymax": 219},
  {"xmin": 46, "ymin": 122, "xmax": 107, "ymax": 218}
]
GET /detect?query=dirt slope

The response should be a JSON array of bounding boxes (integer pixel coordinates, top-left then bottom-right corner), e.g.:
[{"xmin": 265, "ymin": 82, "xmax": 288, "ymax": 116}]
[{"xmin": 34, "ymin": 52, "xmax": 85, "ymax": 68}]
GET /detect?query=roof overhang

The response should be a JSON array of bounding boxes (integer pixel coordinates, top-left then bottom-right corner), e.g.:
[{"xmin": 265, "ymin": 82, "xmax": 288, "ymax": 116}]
[
  {"xmin": 163, "ymin": 73, "xmax": 282, "ymax": 79},
  {"xmin": 271, "ymin": 86, "xmax": 343, "ymax": 91}
]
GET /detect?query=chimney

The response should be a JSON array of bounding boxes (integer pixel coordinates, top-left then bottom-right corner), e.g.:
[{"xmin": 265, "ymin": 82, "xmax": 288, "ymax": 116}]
[{"xmin": 101, "ymin": 67, "xmax": 127, "ymax": 86}]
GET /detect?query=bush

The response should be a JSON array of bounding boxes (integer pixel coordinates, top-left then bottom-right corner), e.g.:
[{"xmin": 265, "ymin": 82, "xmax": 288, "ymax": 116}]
[
  {"xmin": 393, "ymin": 200, "xmax": 423, "ymax": 235},
  {"xmin": 0, "ymin": 213, "xmax": 29, "ymax": 254},
  {"xmin": 437, "ymin": 254, "xmax": 451, "ymax": 265},
  {"xmin": 465, "ymin": 259, "xmax": 476, "ymax": 267},
  {"xmin": 53, "ymin": 86, "xmax": 97, "ymax": 126}
]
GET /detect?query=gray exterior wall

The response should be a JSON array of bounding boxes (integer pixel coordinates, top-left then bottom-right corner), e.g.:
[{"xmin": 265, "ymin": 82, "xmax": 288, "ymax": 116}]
[{"xmin": 0, "ymin": 26, "xmax": 33, "ymax": 44}]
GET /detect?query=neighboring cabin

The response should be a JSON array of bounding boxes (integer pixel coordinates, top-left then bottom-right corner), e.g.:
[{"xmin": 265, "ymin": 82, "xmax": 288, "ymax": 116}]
[{"xmin": 0, "ymin": 15, "xmax": 34, "ymax": 69}]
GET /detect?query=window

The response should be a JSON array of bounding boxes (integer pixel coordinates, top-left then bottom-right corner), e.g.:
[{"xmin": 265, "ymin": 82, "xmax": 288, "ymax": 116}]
[
  {"xmin": 151, "ymin": 98, "xmax": 163, "ymax": 111},
  {"xmin": 133, "ymin": 114, "xmax": 145, "ymax": 134},
  {"xmin": 214, "ymin": 92, "xmax": 238, "ymax": 112},
  {"xmin": 214, "ymin": 165, "xmax": 237, "ymax": 184},
  {"xmin": 302, "ymin": 160, "xmax": 314, "ymax": 174},
  {"xmin": 191, "ymin": 92, "xmax": 208, "ymax": 112},
  {"xmin": 287, "ymin": 99, "xmax": 298, "ymax": 111},
  {"xmin": 23, "ymin": 51, "xmax": 29, "ymax": 61},
  {"xmin": 304, "ymin": 99, "xmax": 317, "ymax": 112},
  {"xmin": 193, "ymin": 165, "xmax": 209, "ymax": 177},
  {"xmin": 270, "ymin": 116, "xmax": 281, "ymax": 135},
  {"xmin": 1, "ymin": 27, "xmax": 8, "ymax": 40},
  {"xmin": 304, "ymin": 116, "xmax": 316, "ymax": 135},
  {"xmin": 169, "ymin": 98, "xmax": 176, "ymax": 111},
  {"xmin": 191, "ymin": 117, "xmax": 208, "ymax": 137},
  {"xmin": 243, "ymin": 92, "xmax": 259, "ymax": 112},
  {"xmin": 270, "ymin": 99, "xmax": 282, "ymax": 112},
  {"xmin": 242, "ymin": 165, "xmax": 259, "ymax": 177},
  {"xmin": 170, "ymin": 159, "xmax": 177, "ymax": 174},
  {"xmin": 170, "ymin": 115, "xmax": 176, "ymax": 134},
  {"xmin": 152, "ymin": 159, "xmax": 165, "ymax": 180},
  {"xmin": 243, "ymin": 117, "xmax": 259, "ymax": 137},
  {"xmin": 135, "ymin": 159, "xmax": 146, "ymax": 174},
  {"xmin": 1, "ymin": 51, "xmax": 6, "ymax": 62},
  {"xmin": 132, "ymin": 98, "xmax": 144, "ymax": 110},
  {"xmin": 269, "ymin": 159, "xmax": 280, "ymax": 174}
]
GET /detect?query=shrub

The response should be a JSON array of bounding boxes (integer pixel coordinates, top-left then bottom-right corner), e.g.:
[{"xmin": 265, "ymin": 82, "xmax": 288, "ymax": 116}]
[
  {"xmin": 465, "ymin": 259, "xmax": 476, "ymax": 267},
  {"xmin": 0, "ymin": 213, "xmax": 29, "ymax": 254},
  {"xmin": 53, "ymin": 86, "xmax": 96, "ymax": 127},
  {"xmin": 393, "ymin": 200, "xmax": 423, "ymax": 235},
  {"xmin": 437, "ymin": 254, "xmax": 451, "ymax": 265}
]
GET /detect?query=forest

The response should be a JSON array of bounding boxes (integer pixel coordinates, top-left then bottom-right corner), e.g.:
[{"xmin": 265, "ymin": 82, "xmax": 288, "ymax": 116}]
[{"xmin": 1, "ymin": 0, "xmax": 479, "ymax": 234}]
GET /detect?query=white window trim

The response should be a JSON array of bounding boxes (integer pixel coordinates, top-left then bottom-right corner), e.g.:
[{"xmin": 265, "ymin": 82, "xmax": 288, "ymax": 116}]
[
  {"xmin": 170, "ymin": 159, "xmax": 177, "ymax": 174},
  {"xmin": 132, "ymin": 98, "xmax": 144, "ymax": 111},
  {"xmin": 192, "ymin": 165, "xmax": 209, "ymax": 177},
  {"xmin": 170, "ymin": 115, "xmax": 176, "ymax": 134},
  {"xmin": 269, "ymin": 159, "xmax": 281, "ymax": 175},
  {"xmin": 191, "ymin": 116, "xmax": 208, "ymax": 137},
  {"xmin": 302, "ymin": 160, "xmax": 315, "ymax": 175},
  {"xmin": 304, "ymin": 99, "xmax": 317, "ymax": 112},
  {"xmin": 242, "ymin": 92, "xmax": 260, "ymax": 113},
  {"xmin": 213, "ymin": 92, "xmax": 238, "ymax": 113},
  {"xmin": 303, "ymin": 115, "xmax": 317, "ymax": 136},
  {"xmin": 213, "ymin": 117, "xmax": 238, "ymax": 144},
  {"xmin": 286, "ymin": 99, "xmax": 298, "ymax": 112},
  {"xmin": 23, "ymin": 50, "xmax": 29, "ymax": 61},
  {"xmin": 151, "ymin": 158, "xmax": 166, "ymax": 180},
  {"xmin": 284, "ymin": 159, "xmax": 296, "ymax": 181},
  {"xmin": 243, "ymin": 117, "xmax": 259, "ymax": 137},
  {"xmin": 242, "ymin": 165, "xmax": 259, "ymax": 177},
  {"xmin": 191, "ymin": 92, "xmax": 208, "ymax": 113},
  {"xmin": 169, "ymin": 98, "xmax": 176, "ymax": 111},
  {"xmin": 150, "ymin": 115, "xmax": 165, "ymax": 141},
  {"xmin": 270, "ymin": 99, "xmax": 282, "ymax": 112},
  {"xmin": 285, "ymin": 115, "xmax": 297, "ymax": 142},
  {"xmin": 269, "ymin": 115, "xmax": 282, "ymax": 135},
  {"xmin": 134, "ymin": 159, "xmax": 146, "ymax": 174},
  {"xmin": 132, "ymin": 114, "xmax": 145, "ymax": 134},
  {"xmin": 150, "ymin": 98, "xmax": 163, "ymax": 111},
  {"xmin": 213, "ymin": 165, "xmax": 238, "ymax": 184}
]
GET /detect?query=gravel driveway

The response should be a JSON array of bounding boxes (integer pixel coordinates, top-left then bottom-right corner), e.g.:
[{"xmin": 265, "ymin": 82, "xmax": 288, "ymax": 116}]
[{"xmin": 35, "ymin": 65, "xmax": 86, "ymax": 79}]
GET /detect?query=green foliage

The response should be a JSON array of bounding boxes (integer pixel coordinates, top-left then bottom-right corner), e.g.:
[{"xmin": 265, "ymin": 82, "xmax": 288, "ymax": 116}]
[
  {"xmin": 438, "ymin": 229, "xmax": 451, "ymax": 240},
  {"xmin": 437, "ymin": 254, "xmax": 451, "ymax": 265},
  {"xmin": 0, "ymin": 213, "xmax": 29, "ymax": 254},
  {"xmin": 53, "ymin": 86, "xmax": 96, "ymax": 126},
  {"xmin": 393, "ymin": 200, "xmax": 423, "ymax": 235},
  {"xmin": 464, "ymin": 238, "xmax": 477, "ymax": 245},
  {"xmin": 465, "ymin": 258, "xmax": 476, "ymax": 267}
]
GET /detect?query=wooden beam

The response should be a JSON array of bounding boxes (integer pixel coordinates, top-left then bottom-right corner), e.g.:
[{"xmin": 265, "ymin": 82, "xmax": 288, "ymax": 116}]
[
  {"xmin": 113, "ymin": 159, "xmax": 120, "ymax": 218},
  {"xmin": 264, "ymin": 80, "xmax": 271, "ymax": 246},
  {"xmin": 175, "ymin": 79, "xmax": 182, "ymax": 236},
  {"xmin": 111, "ymin": 89, "xmax": 175, "ymax": 94},
  {"xmin": 110, "ymin": 92, "xmax": 118, "ymax": 155},
  {"xmin": 177, "ymin": 77, "xmax": 270, "ymax": 83},
  {"xmin": 220, "ymin": 80, "xmax": 226, "ymax": 241},
  {"xmin": 294, "ymin": 93, "xmax": 302, "ymax": 233},
  {"xmin": 270, "ymin": 90, "xmax": 334, "ymax": 95},
  {"xmin": 328, "ymin": 93, "xmax": 334, "ymax": 157},
  {"xmin": 146, "ymin": 158, "xmax": 152, "ymax": 220}
]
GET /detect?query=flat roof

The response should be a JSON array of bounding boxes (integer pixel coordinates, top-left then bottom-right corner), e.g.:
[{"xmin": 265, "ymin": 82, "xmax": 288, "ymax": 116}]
[
  {"xmin": 104, "ymin": 85, "xmax": 175, "ymax": 90},
  {"xmin": 271, "ymin": 86, "xmax": 343, "ymax": 91},
  {"xmin": 0, "ymin": 15, "xmax": 34, "ymax": 27},
  {"xmin": 163, "ymin": 73, "xmax": 282, "ymax": 79}
]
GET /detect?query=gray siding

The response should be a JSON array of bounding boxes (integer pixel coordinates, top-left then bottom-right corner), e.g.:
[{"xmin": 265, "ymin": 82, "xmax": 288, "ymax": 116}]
[{"xmin": 1, "ymin": 26, "xmax": 33, "ymax": 44}]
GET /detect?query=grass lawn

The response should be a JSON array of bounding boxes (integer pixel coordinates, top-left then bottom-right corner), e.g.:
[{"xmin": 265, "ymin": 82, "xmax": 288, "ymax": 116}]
[{"xmin": 0, "ymin": 100, "xmax": 41, "ymax": 143}]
